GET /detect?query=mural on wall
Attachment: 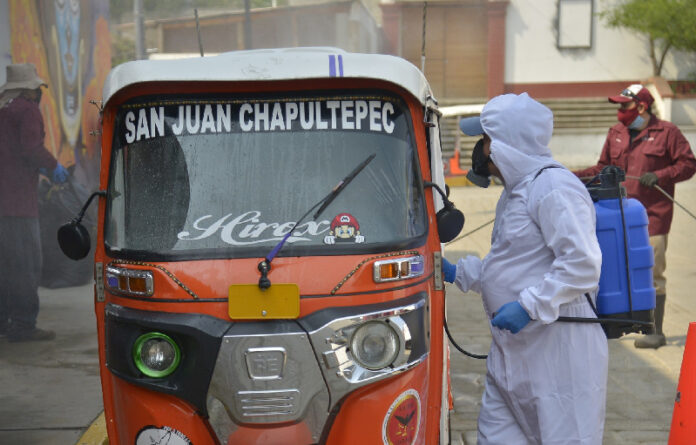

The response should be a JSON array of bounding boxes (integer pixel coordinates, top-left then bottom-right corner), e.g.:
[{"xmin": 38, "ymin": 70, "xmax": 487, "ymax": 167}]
[{"xmin": 9, "ymin": 0, "xmax": 110, "ymax": 187}]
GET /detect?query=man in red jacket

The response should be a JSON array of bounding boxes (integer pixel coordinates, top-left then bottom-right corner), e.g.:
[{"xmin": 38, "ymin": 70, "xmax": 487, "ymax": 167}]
[
  {"xmin": 575, "ymin": 84, "xmax": 696, "ymax": 349},
  {"xmin": 0, "ymin": 63, "xmax": 68, "ymax": 342}
]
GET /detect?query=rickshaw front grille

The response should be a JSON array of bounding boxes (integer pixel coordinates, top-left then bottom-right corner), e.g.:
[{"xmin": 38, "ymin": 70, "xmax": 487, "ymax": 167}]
[
  {"xmin": 207, "ymin": 321, "xmax": 330, "ymax": 441},
  {"xmin": 237, "ymin": 389, "xmax": 299, "ymax": 417}
]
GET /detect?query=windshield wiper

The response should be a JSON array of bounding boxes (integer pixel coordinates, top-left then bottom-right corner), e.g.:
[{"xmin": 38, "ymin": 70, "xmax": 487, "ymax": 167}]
[
  {"xmin": 258, "ymin": 153, "xmax": 376, "ymax": 289},
  {"xmin": 312, "ymin": 153, "xmax": 376, "ymax": 220}
]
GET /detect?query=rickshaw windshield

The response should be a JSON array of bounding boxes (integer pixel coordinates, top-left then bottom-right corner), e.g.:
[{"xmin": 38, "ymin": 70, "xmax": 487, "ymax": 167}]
[{"xmin": 105, "ymin": 91, "xmax": 427, "ymax": 259}]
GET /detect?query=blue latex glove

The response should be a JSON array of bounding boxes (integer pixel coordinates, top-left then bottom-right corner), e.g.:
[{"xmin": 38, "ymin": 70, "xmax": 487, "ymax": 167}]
[
  {"xmin": 52, "ymin": 164, "xmax": 68, "ymax": 184},
  {"xmin": 491, "ymin": 301, "xmax": 531, "ymax": 334},
  {"xmin": 442, "ymin": 257, "xmax": 457, "ymax": 283}
]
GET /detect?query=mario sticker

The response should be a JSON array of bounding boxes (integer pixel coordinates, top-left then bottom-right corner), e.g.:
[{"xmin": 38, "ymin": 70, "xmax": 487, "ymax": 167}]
[
  {"xmin": 324, "ymin": 213, "xmax": 365, "ymax": 244},
  {"xmin": 382, "ymin": 389, "xmax": 421, "ymax": 445}
]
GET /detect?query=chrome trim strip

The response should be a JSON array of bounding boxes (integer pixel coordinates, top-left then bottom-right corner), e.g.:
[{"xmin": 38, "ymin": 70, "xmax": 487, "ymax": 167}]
[
  {"xmin": 95, "ymin": 262, "xmax": 105, "ymax": 302},
  {"xmin": 433, "ymin": 251, "xmax": 443, "ymax": 291},
  {"xmin": 315, "ymin": 299, "xmax": 425, "ymax": 333}
]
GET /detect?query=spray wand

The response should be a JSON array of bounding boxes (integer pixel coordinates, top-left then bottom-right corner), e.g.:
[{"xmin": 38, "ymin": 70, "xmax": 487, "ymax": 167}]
[{"xmin": 625, "ymin": 175, "xmax": 696, "ymax": 221}]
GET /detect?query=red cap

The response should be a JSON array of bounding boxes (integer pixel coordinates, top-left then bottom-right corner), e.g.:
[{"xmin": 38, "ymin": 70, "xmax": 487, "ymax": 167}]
[
  {"xmin": 330, "ymin": 213, "xmax": 359, "ymax": 231},
  {"xmin": 608, "ymin": 84, "xmax": 654, "ymax": 107}
]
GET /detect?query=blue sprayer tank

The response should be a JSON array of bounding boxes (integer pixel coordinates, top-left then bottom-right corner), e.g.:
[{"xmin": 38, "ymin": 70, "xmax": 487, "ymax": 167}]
[{"xmin": 588, "ymin": 166, "xmax": 656, "ymax": 339}]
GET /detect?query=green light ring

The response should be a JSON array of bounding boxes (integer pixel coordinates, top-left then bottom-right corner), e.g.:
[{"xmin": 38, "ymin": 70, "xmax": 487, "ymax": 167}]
[{"xmin": 132, "ymin": 332, "xmax": 181, "ymax": 378}]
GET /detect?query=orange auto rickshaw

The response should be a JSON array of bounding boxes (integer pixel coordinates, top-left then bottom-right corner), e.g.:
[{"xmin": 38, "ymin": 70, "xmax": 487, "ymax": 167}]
[{"xmin": 59, "ymin": 47, "xmax": 464, "ymax": 445}]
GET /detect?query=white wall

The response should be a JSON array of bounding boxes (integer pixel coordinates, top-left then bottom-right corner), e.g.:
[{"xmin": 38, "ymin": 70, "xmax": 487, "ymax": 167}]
[
  {"xmin": 672, "ymin": 98, "xmax": 696, "ymax": 128},
  {"xmin": 505, "ymin": 0, "xmax": 695, "ymax": 84},
  {"xmin": 549, "ymin": 129, "xmax": 607, "ymax": 169},
  {"xmin": 0, "ymin": 0, "xmax": 10, "ymax": 84}
]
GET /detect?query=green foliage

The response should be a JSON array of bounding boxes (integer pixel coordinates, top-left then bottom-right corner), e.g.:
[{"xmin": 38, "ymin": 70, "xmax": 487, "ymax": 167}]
[
  {"xmin": 599, "ymin": 0, "xmax": 696, "ymax": 75},
  {"xmin": 111, "ymin": 34, "xmax": 136, "ymax": 66},
  {"xmin": 600, "ymin": 0, "xmax": 696, "ymax": 50}
]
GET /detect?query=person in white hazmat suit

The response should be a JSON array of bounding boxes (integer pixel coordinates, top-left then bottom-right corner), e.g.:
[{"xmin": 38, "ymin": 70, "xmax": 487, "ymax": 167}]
[{"xmin": 442, "ymin": 93, "xmax": 608, "ymax": 444}]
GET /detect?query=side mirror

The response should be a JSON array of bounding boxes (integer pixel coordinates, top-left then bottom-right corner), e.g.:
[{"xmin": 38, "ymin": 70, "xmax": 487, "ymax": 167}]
[
  {"xmin": 57, "ymin": 222, "xmax": 91, "ymax": 260},
  {"xmin": 56, "ymin": 189, "xmax": 105, "ymax": 261},
  {"xmin": 423, "ymin": 180, "xmax": 465, "ymax": 243},
  {"xmin": 436, "ymin": 206, "xmax": 464, "ymax": 243}
]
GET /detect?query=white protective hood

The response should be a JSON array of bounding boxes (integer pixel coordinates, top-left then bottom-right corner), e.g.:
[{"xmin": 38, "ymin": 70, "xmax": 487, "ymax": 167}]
[{"xmin": 482, "ymin": 92, "xmax": 562, "ymax": 189}]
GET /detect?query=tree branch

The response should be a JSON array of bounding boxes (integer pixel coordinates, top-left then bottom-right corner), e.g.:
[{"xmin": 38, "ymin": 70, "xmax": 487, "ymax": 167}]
[
  {"xmin": 649, "ymin": 37, "xmax": 659, "ymax": 76},
  {"xmin": 657, "ymin": 40, "xmax": 672, "ymax": 76}
]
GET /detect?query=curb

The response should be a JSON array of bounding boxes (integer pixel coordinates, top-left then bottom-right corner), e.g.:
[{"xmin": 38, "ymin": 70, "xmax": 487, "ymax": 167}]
[
  {"xmin": 445, "ymin": 175, "xmax": 476, "ymax": 187},
  {"xmin": 75, "ymin": 411, "xmax": 108, "ymax": 445}
]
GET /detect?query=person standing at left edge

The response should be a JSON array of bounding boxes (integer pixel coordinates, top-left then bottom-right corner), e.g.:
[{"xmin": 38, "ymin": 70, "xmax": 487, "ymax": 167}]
[
  {"xmin": 0, "ymin": 63, "xmax": 68, "ymax": 342},
  {"xmin": 442, "ymin": 93, "xmax": 608, "ymax": 444}
]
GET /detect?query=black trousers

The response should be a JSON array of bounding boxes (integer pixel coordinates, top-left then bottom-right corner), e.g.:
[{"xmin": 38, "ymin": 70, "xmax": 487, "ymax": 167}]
[{"xmin": 0, "ymin": 216, "xmax": 42, "ymax": 332}]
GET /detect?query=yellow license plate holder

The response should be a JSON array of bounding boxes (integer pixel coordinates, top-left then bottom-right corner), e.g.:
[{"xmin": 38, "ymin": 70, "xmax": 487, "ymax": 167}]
[{"xmin": 228, "ymin": 283, "xmax": 300, "ymax": 319}]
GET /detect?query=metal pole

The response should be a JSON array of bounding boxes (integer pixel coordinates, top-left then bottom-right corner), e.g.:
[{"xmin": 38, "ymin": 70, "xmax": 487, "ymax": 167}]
[
  {"xmin": 134, "ymin": 0, "xmax": 145, "ymax": 60},
  {"xmin": 244, "ymin": 0, "xmax": 252, "ymax": 49},
  {"xmin": 194, "ymin": 8, "xmax": 204, "ymax": 57},
  {"xmin": 420, "ymin": 0, "xmax": 427, "ymax": 72}
]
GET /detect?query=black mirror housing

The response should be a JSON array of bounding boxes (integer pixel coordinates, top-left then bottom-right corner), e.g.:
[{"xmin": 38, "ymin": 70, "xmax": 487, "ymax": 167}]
[
  {"xmin": 436, "ymin": 206, "xmax": 464, "ymax": 243},
  {"xmin": 57, "ymin": 222, "xmax": 91, "ymax": 260},
  {"xmin": 422, "ymin": 180, "xmax": 465, "ymax": 243}
]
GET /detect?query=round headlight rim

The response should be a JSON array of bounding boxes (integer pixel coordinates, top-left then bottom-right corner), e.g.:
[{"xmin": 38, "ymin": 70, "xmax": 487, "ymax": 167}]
[
  {"xmin": 132, "ymin": 331, "xmax": 181, "ymax": 378},
  {"xmin": 349, "ymin": 319, "xmax": 400, "ymax": 371}
]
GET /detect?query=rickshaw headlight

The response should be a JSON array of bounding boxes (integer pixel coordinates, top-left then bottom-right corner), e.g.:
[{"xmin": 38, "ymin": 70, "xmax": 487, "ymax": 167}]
[
  {"xmin": 133, "ymin": 332, "xmax": 181, "ymax": 378},
  {"xmin": 350, "ymin": 321, "xmax": 399, "ymax": 370}
]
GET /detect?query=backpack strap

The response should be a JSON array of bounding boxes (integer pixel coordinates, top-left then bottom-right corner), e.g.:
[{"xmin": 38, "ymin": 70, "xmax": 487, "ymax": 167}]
[
  {"xmin": 529, "ymin": 165, "xmax": 604, "ymax": 328},
  {"xmin": 533, "ymin": 164, "xmax": 563, "ymax": 181}
]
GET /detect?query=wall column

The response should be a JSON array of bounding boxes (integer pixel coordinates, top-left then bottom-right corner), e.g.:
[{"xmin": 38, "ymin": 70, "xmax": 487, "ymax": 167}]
[
  {"xmin": 486, "ymin": 0, "xmax": 508, "ymax": 98},
  {"xmin": 380, "ymin": 3, "xmax": 402, "ymax": 56}
]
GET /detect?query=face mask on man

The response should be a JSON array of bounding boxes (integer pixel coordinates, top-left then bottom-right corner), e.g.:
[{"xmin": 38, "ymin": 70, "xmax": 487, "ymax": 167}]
[
  {"xmin": 471, "ymin": 138, "xmax": 491, "ymax": 177},
  {"xmin": 628, "ymin": 114, "xmax": 646, "ymax": 130},
  {"xmin": 617, "ymin": 106, "xmax": 643, "ymax": 128},
  {"xmin": 466, "ymin": 137, "xmax": 492, "ymax": 188}
]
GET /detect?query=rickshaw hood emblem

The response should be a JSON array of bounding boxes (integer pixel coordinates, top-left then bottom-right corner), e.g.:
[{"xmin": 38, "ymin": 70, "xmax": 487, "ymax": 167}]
[{"xmin": 245, "ymin": 347, "xmax": 286, "ymax": 380}]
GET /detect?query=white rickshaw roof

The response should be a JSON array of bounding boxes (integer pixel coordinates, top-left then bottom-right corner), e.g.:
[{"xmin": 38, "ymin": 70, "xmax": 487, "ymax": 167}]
[{"xmin": 102, "ymin": 47, "xmax": 434, "ymax": 106}]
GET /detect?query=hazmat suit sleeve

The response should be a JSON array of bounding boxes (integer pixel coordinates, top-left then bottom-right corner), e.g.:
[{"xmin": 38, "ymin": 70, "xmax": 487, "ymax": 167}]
[
  {"xmin": 518, "ymin": 187, "xmax": 602, "ymax": 323},
  {"xmin": 453, "ymin": 255, "xmax": 483, "ymax": 294}
]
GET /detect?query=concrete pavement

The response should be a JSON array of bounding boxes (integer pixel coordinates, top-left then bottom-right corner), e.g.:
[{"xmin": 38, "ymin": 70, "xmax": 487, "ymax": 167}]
[
  {"xmin": 1, "ymin": 177, "xmax": 695, "ymax": 445},
  {"xmin": 0, "ymin": 283, "xmax": 102, "ymax": 444}
]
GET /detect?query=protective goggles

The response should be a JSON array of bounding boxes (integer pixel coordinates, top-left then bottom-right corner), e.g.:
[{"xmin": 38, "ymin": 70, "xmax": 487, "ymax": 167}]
[{"xmin": 619, "ymin": 89, "xmax": 639, "ymax": 101}]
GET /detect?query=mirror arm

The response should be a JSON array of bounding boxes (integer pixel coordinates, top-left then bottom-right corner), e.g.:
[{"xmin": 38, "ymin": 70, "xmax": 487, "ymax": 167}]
[
  {"xmin": 423, "ymin": 181, "xmax": 454, "ymax": 208},
  {"xmin": 73, "ymin": 190, "xmax": 107, "ymax": 225}
]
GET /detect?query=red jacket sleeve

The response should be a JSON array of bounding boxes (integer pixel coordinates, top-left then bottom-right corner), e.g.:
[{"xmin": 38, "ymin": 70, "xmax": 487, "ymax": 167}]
[
  {"xmin": 18, "ymin": 104, "xmax": 57, "ymax": 171},
  {"xmin": 655, "ymin": 126, "xmax": 696, "ymax": 185}
]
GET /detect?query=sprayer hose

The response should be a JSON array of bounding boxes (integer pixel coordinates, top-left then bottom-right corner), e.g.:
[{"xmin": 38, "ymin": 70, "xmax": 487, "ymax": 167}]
[{"xmin": 625, "ymin": 175, "xmax": 696, "ymax": 221}]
